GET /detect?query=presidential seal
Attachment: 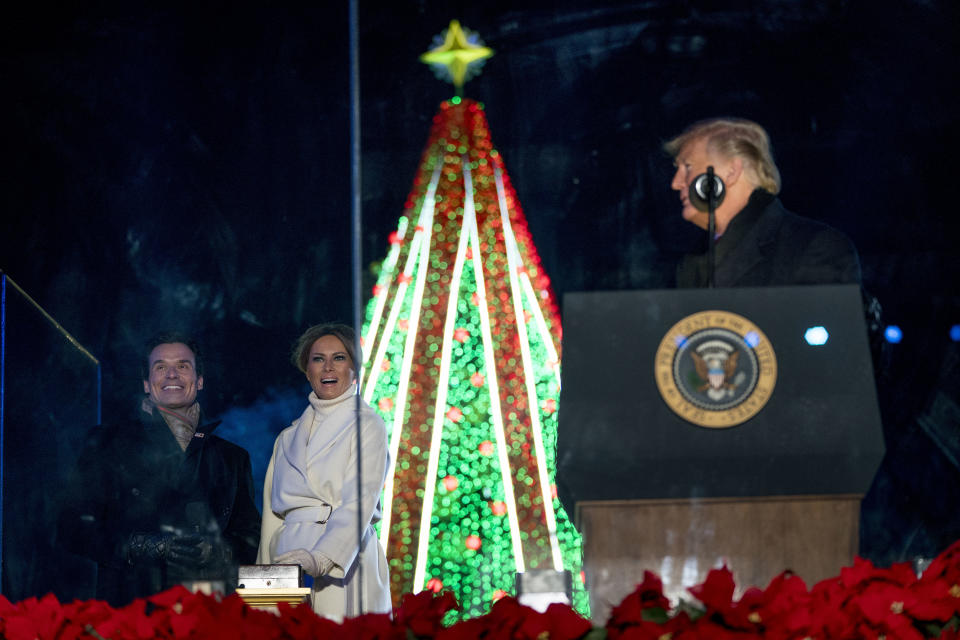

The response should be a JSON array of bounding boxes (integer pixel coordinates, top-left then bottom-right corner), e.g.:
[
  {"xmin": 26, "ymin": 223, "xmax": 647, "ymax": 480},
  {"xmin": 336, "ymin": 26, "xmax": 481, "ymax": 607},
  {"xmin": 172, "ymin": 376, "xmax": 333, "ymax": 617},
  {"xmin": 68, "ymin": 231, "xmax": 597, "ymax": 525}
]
[{"xmin": 654, "ymin": 310, "xmax": 777, "ymax": 428}]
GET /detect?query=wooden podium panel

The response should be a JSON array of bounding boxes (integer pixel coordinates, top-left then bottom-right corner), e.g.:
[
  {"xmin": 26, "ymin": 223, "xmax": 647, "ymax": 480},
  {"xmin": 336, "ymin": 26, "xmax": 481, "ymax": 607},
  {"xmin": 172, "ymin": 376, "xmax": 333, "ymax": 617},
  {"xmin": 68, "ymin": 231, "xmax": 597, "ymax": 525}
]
[{"xmin": 578, "ymin": 494, "xmax": 861, "ymax": 624}]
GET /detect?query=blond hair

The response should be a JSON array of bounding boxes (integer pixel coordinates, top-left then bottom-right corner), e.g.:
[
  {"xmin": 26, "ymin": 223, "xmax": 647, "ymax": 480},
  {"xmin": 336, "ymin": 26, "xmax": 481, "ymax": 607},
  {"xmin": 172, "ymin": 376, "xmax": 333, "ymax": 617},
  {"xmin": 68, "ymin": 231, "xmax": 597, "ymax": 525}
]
[{"xmin": 664, "ymin": 118, "xmax": 782, "ymax": 194}]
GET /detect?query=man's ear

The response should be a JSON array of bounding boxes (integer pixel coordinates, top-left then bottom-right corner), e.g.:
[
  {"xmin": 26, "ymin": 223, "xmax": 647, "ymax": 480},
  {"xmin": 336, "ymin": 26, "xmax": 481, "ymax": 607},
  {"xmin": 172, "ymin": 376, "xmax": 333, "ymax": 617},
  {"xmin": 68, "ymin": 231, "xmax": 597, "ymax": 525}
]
[
  {"xmin": 143, "ymin": 379, "xmax": 150, "ymax": 394},
  {"xmin": 724, "ymin": 156, "xmax": 745, "ymax": 186},
  {"xmin": 197, "ymin": 376, "xmax": 204, "ymax": 391}
]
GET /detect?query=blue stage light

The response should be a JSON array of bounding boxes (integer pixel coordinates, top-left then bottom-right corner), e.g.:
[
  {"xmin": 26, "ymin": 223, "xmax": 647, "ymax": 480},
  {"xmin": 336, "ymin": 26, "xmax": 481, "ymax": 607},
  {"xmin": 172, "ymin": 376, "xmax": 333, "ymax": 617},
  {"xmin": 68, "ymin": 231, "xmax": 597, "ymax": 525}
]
[
  {"xmin": 804, "ymin": 326, "xmax": 829, "ymax": 346},
  {"xmin": 950, "ymin": 324, "xmax": 960, "ymax": 342},
  {"xmin": 885, "ymin": 325, "xmax": 903, "ymax": 344}
]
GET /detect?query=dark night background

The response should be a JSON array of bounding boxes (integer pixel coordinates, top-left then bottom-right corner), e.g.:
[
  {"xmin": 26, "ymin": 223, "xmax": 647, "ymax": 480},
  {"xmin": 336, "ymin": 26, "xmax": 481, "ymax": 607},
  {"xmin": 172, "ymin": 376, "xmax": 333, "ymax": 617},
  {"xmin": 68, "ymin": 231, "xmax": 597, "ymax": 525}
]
[{"xmin": 1, "ymin": 1, "xmax": 959, "ymax": 602}]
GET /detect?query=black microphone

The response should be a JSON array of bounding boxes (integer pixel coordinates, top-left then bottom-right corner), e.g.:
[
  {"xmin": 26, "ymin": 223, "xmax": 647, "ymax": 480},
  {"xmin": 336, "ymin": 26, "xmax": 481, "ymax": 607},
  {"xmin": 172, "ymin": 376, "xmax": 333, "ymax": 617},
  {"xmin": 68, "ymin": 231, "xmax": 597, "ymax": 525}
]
[{"xmin": 689, "ymin": 170, "xmax": 726, "ymax": 212}]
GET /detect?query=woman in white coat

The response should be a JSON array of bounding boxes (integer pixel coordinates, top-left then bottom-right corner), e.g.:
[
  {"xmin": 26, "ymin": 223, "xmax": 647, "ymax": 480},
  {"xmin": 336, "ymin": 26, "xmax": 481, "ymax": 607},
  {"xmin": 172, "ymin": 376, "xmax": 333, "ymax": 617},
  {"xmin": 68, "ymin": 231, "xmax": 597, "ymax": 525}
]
[{"xmin": 258, "ymin": 323, "xmax": 391, "ymax": 620}]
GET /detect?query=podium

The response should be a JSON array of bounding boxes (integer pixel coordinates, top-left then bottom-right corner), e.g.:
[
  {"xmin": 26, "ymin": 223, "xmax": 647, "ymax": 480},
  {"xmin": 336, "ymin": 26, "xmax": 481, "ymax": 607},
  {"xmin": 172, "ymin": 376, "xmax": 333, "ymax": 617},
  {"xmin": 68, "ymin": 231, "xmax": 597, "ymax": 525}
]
[{"xmin": 556, "ymin": 285, "xmax": 884, "ymax": 623}]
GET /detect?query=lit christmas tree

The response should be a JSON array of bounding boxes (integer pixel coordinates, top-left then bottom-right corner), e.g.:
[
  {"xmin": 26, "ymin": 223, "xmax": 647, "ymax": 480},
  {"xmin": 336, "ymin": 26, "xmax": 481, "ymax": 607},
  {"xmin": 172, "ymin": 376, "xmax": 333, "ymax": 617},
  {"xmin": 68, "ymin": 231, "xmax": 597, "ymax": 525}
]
[{"xmin": 360, "ymin": 21, "xmax": 586, "ymax": 617}]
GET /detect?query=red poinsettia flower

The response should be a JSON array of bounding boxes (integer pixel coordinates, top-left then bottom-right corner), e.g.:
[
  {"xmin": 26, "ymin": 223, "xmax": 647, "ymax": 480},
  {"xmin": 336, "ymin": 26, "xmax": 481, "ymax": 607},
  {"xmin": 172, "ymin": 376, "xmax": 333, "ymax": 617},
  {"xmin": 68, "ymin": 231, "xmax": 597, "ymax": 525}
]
[
  {"xmin": 446, "ymin": 406, "xmax": 463, "ymax": 422},
  {"xmin": 0, "ymin": 593, "xmax": 70, "ymax": 640},
  {"xmin": 490, "ymin": 501, "xmax": 507, "ymax": 516},
  {"xmin": 470, "ymin": 371, "xmax": 485, "ymax": 387},
  {"xmin": 94, "ymin": 597, "xmax": 161, "ymax": 640},
  {"xmin": 723, "ymin": 585, "xmax": 769, "ymax": 631},
  {"xmin": 378, "ymin": 397, "xmax": 394, "ymax": 412},
  {"xmin": 517, "ymin": 601, "xmax": 592, "ymax": 640},
  {"xmin": 840, "ymin": 556, "xmax": 917, "ymax": 591},
  {"xmin": 911, "ymin": 574, "xmax": 960, "ymax": 621},
  {"xmin": 925, "ymin": 540, "xmax": 960, "ymax": 580},
  {"xmin": 478, "ymin": 440, "xmax": 494, "ymax": 456},
  {"xmin": 339, "ymin": 611, "xmax": 400, "ymax": 640},
  {"xmin": 465, "ymin": 535, "xmax": 482, "ymax": 551},
  {"xmin": 686, "ymin": 566, "xmax": 803, "ymax": 635},
  {"xmin": 147, "ymin": 584, "xmax": 195, "ymax": 608},
  {"xmin": 222, "ymin": 595, "xmax": 287, "ymax": 639},
  {"xmin": 606, "ymin": 570, "xmax": 672, "ymax": 632},
  {"xmin": 920, "ymin": 539, "xmax": 960, "ymax": 605},
  {"xmin": 395, "ymin": 589, "xmax": 459, "ymax": 637},
  {"xmin": 273, "ymin": 600, "xmax": 341, "ymax": 639},
  {"xmin": 806, "ymin": 557, "xmax": 927, "ymax": 640},
  {"xmin": 481, "ymin": 594, "xmax": 532, "ymax": 638},
  {"xmin": 54, "ymin": 598, "xmax": 116, "ymax": 640},
  {"xmin": 807, "ymin": 575, "xmax": 860, "ymax": 640},
  {"xmin": 851, "ymin": 582, "xmax": 925, "ymax": 640},
  {"xmin": 453, "ymin": 327, "xmax": 470, "ymax": 342},
  {"xmin": 426, "ymin": 577, "xmax": 445, "ymax": 593},
  {"xmin": 689, "ymin": 565, "xmax": 736, "ymax": 613},
  {"xmin": 748, "ymin": 570, "xmax": 813, "ymax": 638},
  {"xmin": 437, "ymin": 615, "xmax": 487, "ymax": 640}
]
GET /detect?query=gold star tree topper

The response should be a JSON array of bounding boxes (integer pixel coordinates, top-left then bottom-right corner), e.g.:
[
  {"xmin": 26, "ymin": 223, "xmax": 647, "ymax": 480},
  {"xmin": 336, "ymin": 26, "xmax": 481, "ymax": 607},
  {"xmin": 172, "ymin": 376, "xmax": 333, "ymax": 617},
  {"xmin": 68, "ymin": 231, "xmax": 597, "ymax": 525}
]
[{"xmin": 420, "ymin": 20, "xmax": 494, "ymax": 94}]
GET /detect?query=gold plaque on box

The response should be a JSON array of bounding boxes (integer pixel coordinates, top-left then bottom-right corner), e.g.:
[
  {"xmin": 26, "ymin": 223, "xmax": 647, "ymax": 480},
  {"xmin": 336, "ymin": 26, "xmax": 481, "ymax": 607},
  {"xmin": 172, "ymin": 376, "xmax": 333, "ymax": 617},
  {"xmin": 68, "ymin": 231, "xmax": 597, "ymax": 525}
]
[{"xmin": 235, "ymin": 587, "xmax": 311, "ymax": 612}]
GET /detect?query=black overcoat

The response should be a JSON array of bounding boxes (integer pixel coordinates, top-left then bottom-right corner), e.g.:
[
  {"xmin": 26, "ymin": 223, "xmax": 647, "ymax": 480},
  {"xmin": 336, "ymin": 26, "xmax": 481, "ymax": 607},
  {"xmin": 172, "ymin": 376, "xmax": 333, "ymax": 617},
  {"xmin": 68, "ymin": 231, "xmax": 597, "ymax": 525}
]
[
  {"xmin": 676, "ymin": 190, "xmax": 861, "ymax": 288},
  {"xmin": 58, "ymin": 407, "xmax": 261, "ymax": 606}
]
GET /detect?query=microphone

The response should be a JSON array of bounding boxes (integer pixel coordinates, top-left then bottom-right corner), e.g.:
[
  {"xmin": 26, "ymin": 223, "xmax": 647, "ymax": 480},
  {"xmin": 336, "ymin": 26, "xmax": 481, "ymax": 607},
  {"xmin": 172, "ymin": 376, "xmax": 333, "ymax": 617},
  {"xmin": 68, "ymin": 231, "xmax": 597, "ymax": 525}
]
[
  {"xmin": 690, "ymin": 166, "xmax": 725, "ymax": 288},
  {"xmin": 689, "ymin": 169, "xmax": 726, "ymax": 212}
]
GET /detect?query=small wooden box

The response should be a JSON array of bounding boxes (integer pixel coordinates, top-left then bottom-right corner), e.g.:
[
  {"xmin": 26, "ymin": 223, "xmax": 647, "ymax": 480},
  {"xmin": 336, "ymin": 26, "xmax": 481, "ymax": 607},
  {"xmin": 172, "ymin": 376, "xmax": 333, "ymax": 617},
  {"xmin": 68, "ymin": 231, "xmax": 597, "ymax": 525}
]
[{"xmin": 236, "ymin": 564, "xmax": 309, "ymax": 612}]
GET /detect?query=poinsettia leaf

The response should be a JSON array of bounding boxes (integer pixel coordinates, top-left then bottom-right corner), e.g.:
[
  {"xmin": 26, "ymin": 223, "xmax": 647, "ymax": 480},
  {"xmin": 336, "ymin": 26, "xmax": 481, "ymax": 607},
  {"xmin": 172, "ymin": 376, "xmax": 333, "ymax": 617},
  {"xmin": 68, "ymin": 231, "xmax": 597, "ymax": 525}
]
[
  {"xmin": 674, "ymin": 598, "xmax": 707, "ymax": 621},
  {"xmin": 639, "ymin": 606, "xmax": 670, "ymax": 623}
]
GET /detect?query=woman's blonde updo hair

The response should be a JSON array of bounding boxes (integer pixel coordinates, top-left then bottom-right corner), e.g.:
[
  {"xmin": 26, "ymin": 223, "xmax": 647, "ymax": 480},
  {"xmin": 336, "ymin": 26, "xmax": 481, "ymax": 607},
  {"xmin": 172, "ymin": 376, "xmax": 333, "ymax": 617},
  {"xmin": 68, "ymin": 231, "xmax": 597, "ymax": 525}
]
[{"xmin": 664, "ymin": 118, "xmax": 782, "ymax": 195}]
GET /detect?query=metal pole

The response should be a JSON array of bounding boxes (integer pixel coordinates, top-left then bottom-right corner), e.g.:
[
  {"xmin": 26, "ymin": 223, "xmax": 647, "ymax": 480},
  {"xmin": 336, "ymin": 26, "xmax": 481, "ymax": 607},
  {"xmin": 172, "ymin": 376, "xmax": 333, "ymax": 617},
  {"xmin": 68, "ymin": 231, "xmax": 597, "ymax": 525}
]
[
  {"xmin": 1, "ymin": 274, "xmax": 7, "ymax": 590},
  {"xmin": 348, "ymin": 0, "xmax": 365, "ymax": 612}
]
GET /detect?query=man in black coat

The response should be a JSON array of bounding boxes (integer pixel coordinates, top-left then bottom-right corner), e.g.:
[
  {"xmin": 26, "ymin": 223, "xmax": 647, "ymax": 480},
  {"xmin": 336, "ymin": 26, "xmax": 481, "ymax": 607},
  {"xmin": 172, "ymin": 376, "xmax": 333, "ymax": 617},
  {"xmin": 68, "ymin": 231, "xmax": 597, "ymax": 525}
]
[
  {"xmin": 664, "ymin": 118, "xmax": 861, "ymax": 288},
  {"xmin": 58, "ymin": 332, "xmax": 260, "ymax": 606}
]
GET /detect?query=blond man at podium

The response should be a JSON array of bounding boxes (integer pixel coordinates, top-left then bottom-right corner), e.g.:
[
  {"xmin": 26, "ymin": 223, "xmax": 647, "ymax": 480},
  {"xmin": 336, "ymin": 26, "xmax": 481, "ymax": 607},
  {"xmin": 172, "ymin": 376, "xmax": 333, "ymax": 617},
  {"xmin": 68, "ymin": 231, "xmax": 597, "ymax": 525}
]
[{"xmin": 665, "ymin": 117, "xmax": 861, "ymax": 288}]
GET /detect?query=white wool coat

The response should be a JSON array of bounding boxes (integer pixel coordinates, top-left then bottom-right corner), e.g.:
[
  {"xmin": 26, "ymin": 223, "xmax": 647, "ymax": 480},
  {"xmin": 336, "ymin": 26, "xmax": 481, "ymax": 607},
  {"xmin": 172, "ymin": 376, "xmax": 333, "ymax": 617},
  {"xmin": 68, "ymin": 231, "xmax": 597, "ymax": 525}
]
[{"xmin": 257, "ymin": 386, "xmax": 391, "ymax": 620}]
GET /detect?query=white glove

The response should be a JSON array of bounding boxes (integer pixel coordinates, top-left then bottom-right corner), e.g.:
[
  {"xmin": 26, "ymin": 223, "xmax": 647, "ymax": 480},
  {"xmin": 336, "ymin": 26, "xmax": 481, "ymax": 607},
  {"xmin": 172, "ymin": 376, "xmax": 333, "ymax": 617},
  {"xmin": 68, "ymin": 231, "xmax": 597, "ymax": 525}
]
[{"xmin": 274, "ymin": 548, "xmax": 335, "ymax": 578}]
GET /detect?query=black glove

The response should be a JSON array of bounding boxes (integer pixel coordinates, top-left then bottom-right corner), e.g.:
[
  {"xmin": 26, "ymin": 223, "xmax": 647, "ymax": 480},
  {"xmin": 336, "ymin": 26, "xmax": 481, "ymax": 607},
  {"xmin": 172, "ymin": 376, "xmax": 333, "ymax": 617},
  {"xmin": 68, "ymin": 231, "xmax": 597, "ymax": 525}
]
[{"xmin": 123, "ymin": 532, "xmax": 219, "ymax": 571}]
